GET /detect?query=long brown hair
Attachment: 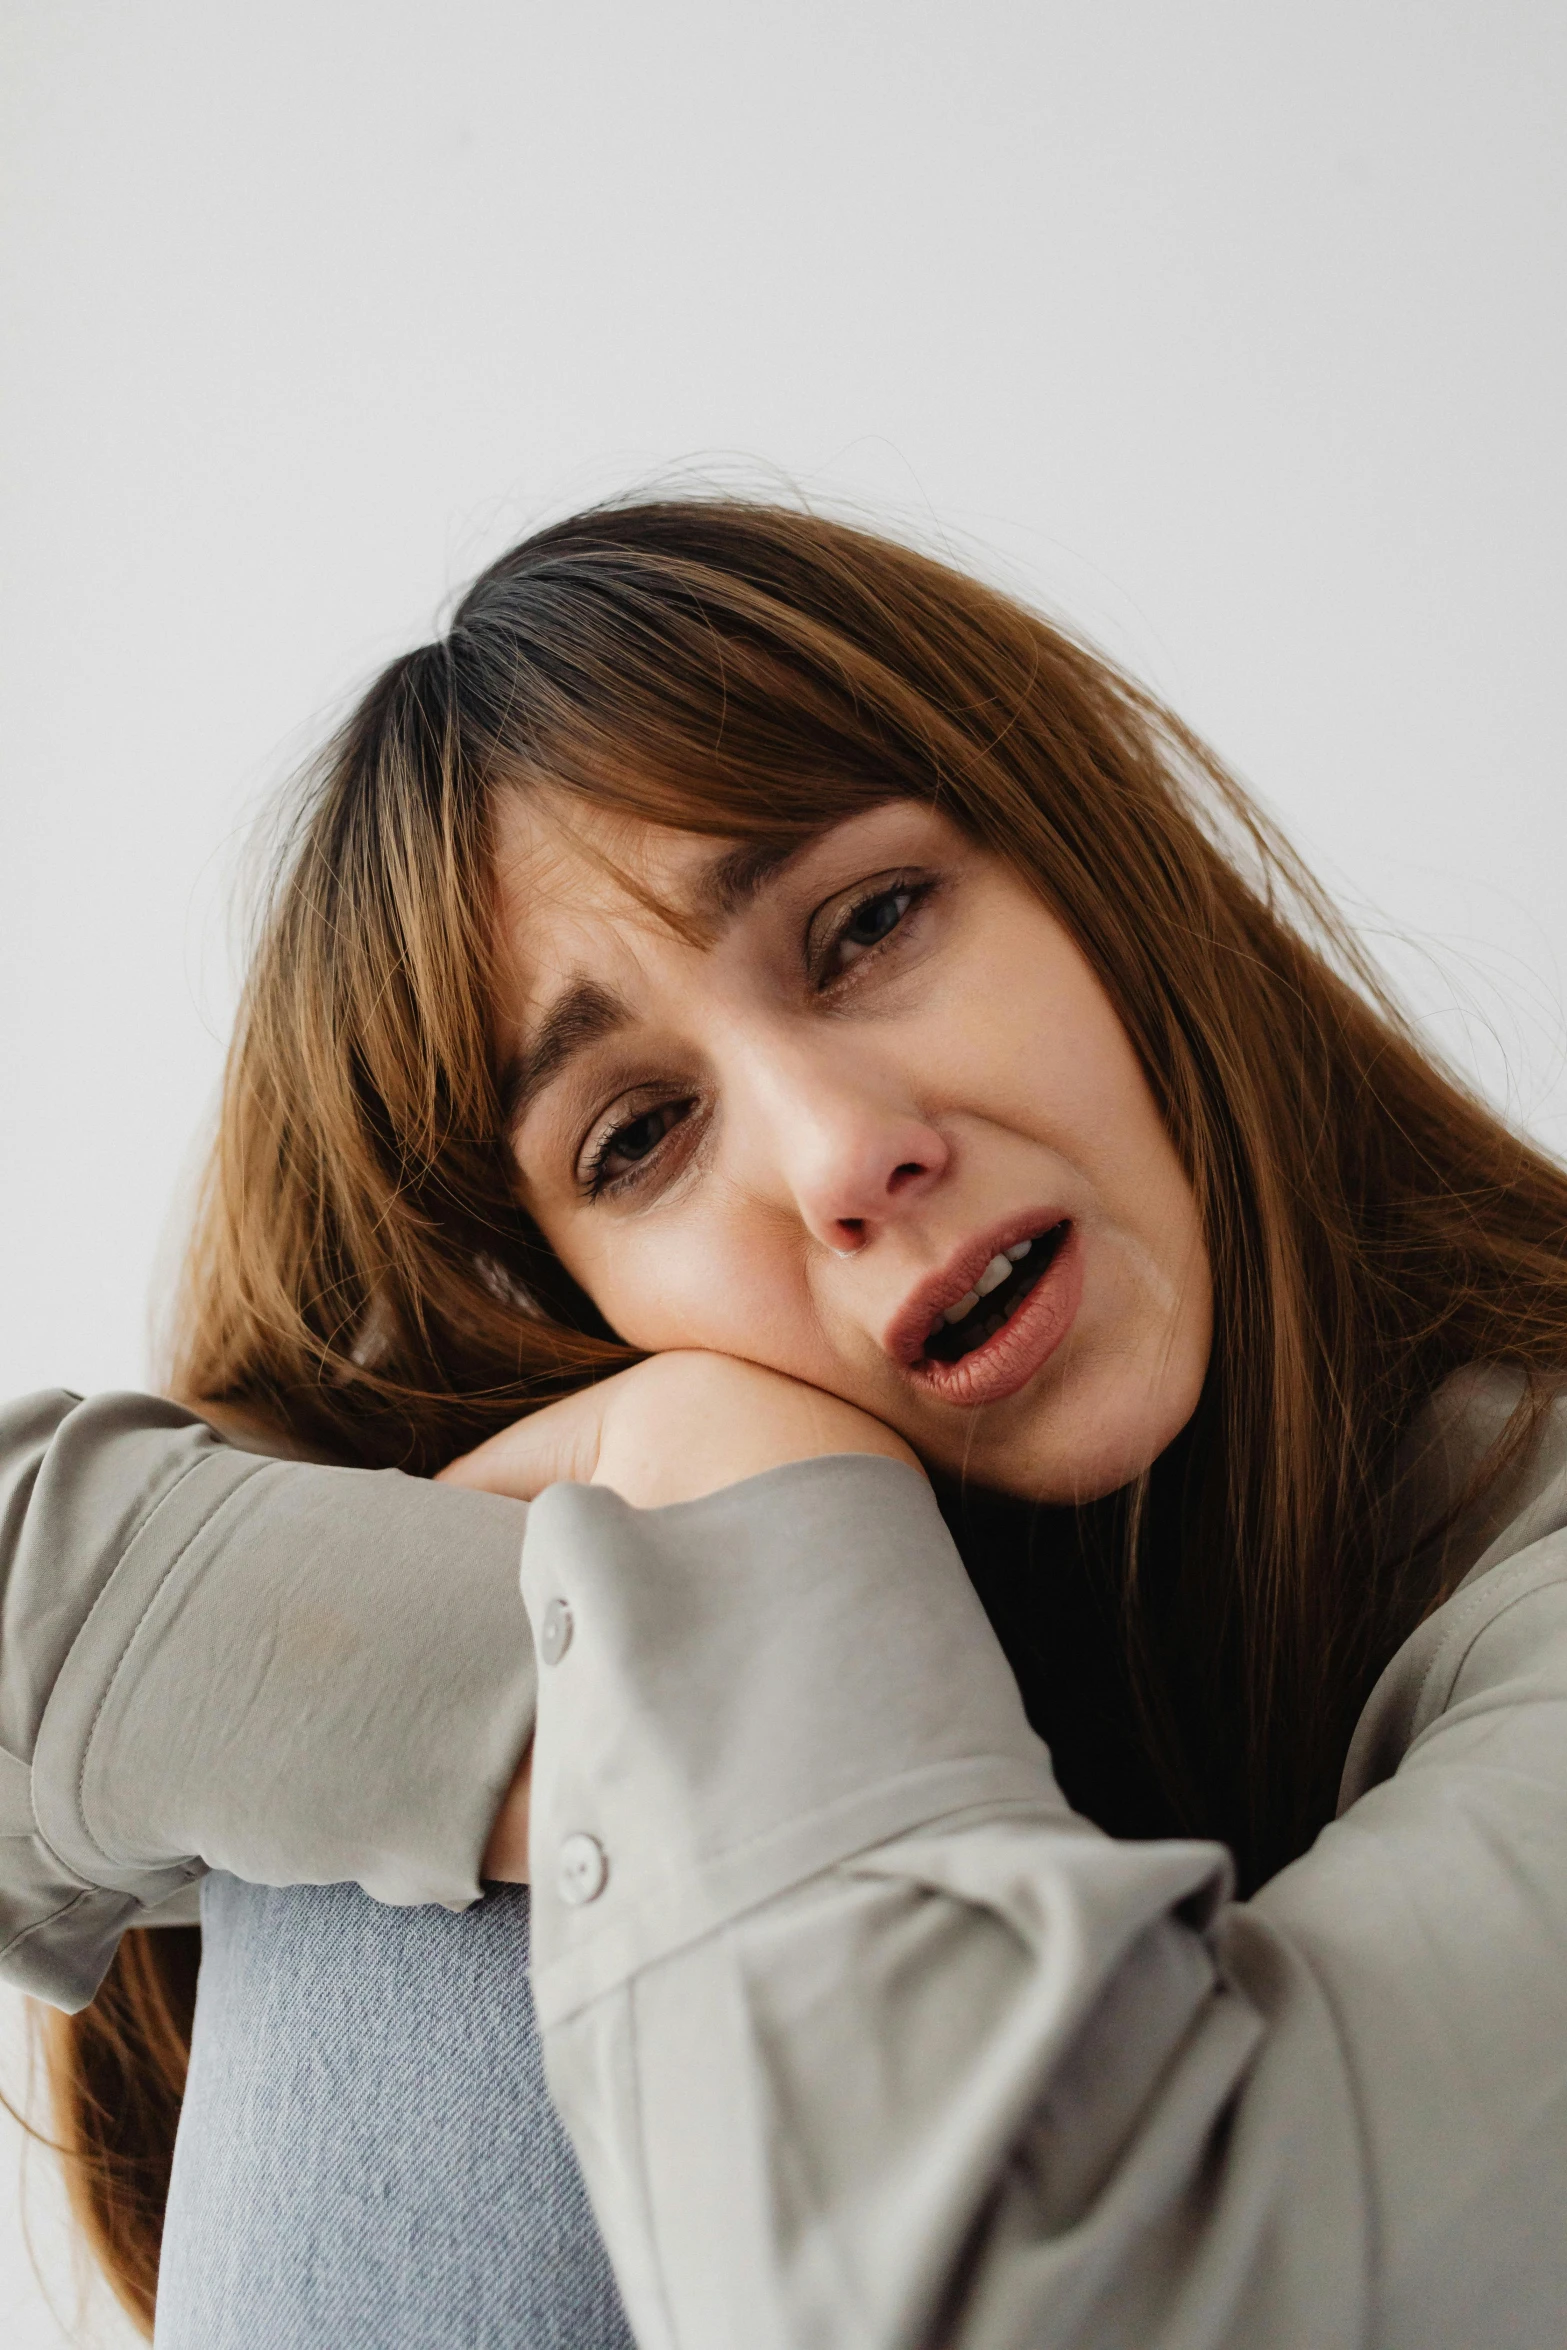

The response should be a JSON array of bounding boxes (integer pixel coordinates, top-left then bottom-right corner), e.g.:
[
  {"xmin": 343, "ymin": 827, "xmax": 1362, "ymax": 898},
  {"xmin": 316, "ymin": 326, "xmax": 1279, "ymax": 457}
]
[{"xmin": 42, "ymin": 497, "xmax": 1567, "ymax": 2328}]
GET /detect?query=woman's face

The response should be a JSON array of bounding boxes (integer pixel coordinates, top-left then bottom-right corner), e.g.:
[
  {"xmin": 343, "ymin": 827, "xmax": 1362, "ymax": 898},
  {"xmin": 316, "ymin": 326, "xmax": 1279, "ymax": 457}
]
[{"xmin": 494, "ymin": 794, "xmax": 1211, "ymax": 1503}]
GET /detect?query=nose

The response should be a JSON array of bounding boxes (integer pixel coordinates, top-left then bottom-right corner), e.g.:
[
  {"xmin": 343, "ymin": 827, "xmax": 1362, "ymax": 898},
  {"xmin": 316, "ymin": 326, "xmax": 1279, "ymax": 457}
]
[{"xmin": 724, "ymin": 1035, "xmax": 949, "ymax": 1254}]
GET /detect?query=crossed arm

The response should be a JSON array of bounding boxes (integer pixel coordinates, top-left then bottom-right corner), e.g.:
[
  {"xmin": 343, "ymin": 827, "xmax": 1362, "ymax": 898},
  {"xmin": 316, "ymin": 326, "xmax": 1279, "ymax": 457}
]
[{"xmin": 5, "ymin": 1368, "xmax": 1567, "ymax": 2346}]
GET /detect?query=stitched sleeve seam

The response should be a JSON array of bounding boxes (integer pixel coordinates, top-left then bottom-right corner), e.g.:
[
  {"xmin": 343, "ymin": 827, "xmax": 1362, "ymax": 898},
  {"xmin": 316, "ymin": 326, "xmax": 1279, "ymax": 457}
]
[
  {"xmin": 68, "ymin": 1456, "xmax": 277, "ymax": 1870},
  {"xmin": 0, "ymin": 1884, "xmax": 105, "ymax": 1969},
  {"xmin": 1413, "ymin": 1549, "xmax": 1567, "ymax": 1731}
]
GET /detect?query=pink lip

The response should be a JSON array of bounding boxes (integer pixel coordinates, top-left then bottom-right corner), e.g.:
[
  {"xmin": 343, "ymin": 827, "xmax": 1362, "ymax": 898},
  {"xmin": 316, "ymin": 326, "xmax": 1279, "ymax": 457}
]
[{"xmin": 883, "ymin": 1209, "xmax": 1082, "ymax": 1412}]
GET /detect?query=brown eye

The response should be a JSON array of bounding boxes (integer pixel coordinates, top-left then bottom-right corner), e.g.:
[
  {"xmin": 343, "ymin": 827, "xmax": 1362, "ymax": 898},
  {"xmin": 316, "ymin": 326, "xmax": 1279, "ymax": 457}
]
[
  {"xmin": 608, "ymin": 1107, "xmax": 672, "ymax": 1165},
  {"xmin": 825, "ymin": 884, "xmax": 919, "ymax": 977},
  {"xmin": 845, "ymin": 889, "xmax": 909, "ymax": 946},
  {"xmin": 588, "ymin": 1099, "xmax": 692, "ymax": 1192}
]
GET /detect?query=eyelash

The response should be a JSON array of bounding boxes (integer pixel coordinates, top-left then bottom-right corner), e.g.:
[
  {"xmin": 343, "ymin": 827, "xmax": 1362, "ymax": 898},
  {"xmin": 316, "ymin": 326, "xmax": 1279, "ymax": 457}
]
[
  {"xmin": 580, "ymin": 874, "xmax": 934, "ymax": 1199},
  {"xmin": 810, "ymin": 874, "xmax": 931, "ymax": 989},
  {"xmin": 582, "ymin": 1096, "xmax": 697, "ymax": 1199}
]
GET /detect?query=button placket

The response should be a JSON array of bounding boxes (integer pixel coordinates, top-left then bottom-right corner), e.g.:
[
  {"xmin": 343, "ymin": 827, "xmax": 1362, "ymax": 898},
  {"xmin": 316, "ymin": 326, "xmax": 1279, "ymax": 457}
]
[{"xmin": 536, "ymin": 1589, "xmax": 606, "ymax": 1906}]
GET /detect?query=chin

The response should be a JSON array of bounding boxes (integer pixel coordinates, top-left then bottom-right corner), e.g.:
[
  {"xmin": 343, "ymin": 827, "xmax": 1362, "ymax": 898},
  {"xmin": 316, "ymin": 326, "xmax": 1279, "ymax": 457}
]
[{"xmin": 963, "ymin": 1357, "xmax": 1206, "ymax": 1506}]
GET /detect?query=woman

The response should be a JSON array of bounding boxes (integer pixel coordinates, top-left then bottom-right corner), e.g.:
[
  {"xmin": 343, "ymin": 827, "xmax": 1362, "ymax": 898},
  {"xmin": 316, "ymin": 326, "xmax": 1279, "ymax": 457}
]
[{"xmin": 6, "ymin": 498, "xmax": 1567, "ymax": 2347}]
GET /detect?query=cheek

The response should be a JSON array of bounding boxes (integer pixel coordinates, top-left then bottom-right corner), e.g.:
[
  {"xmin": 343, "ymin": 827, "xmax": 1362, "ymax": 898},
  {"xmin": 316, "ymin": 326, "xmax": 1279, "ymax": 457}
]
[
  {"xmin": 976, "ymin": 952, "xmax": 1170, "ymax": 1183},
  {"xmin": 944, "ymin": 929, "xmax": 1203, "ymax": 1301},
  {"xmin": 566, "ymin": 1214, "xmax": 809, "ymax": 1364},
  {"xmin": 915, "ymin": 908, "xmax": 1093, "ymax": 1110}
]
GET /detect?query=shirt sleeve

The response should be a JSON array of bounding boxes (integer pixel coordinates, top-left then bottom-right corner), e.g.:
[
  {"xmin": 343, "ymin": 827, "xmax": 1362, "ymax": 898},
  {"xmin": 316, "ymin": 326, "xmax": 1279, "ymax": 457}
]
[
  {"xmin": 518, "ymin": 1454, "xmax": 1567, "ymax": 2350},
  {"xmin": 1, "ymin": 1390, "xmax": 535, "ymax": 2010}
]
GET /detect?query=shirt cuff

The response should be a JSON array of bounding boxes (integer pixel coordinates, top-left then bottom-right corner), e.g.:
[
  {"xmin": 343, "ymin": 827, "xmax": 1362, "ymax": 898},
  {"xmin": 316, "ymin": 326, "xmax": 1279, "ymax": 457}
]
[{"xmin": 519, "ymin": 1454, "xmax": 1066, "ymax": 2027}]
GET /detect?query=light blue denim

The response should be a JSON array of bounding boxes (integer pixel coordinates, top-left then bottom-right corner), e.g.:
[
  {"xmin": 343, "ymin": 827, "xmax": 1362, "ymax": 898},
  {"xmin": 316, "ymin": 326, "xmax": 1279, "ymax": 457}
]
[{"xmin": 155, "ymin": 1876, "xmax": 634, "ymax": 2348}]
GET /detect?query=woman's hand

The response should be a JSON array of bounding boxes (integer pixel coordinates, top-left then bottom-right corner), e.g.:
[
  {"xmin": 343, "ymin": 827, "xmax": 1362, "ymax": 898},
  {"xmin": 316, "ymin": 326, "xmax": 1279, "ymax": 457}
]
[
  {"xmin": 442, "ymin": 1352, "xmax": 921, "ymax": 1883},
  {"xmin": 435, "ymin": 1348, "xmax": 921, "ymax": 1511}
]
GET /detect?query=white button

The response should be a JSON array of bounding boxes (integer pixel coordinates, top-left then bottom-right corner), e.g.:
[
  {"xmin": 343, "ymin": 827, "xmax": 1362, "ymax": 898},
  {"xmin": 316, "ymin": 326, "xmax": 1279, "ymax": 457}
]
[
  {"xmin": 557, "ymin": 1832, "xmax": 608, "ymax": 1906},
  {"xmin": 539, "ymin": 1596, "xmax": 573, "ymax": 1666}
]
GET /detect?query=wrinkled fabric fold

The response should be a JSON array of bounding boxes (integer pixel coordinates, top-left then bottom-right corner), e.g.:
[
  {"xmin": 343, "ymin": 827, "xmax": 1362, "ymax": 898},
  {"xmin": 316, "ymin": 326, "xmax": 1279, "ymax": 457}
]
[
  {"xmin": 0, "ymin": 1390, "xmax": 536, "ymax": 2007},
  {"xmin": 520, "ymin": 1432, "xmax": 1567, "ymax": 2349}
]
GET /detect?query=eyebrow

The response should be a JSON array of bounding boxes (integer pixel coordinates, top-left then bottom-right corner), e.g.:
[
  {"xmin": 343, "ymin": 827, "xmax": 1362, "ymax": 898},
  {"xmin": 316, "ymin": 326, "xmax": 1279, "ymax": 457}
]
[
  {"xmin": 689, "ymin": 833, "xmax": 822, "ymax": 922},
  {"xmin": 499, "ymin": 977, "xmax": 632, "ymax": 1132}
]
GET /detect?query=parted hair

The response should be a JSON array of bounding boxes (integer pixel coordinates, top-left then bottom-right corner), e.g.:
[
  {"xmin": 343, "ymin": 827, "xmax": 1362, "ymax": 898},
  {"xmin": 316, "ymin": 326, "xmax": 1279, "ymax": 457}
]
[{"xmin": 41, "ymin": 498, "xmax": 1567, "ymax": 2332}]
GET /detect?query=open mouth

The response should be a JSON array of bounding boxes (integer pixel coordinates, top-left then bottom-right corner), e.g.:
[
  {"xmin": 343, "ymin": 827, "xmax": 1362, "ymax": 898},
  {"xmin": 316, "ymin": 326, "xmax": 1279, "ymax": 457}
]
[{"xmin": 920, "ymin": 1220, "xmax": 1072, "ymax": 1365}]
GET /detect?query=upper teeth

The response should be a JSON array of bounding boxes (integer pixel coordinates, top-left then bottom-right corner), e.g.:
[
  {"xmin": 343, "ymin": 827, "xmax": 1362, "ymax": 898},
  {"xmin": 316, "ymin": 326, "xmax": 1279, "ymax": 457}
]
[{"xmin": 942, "ymin": 1247, "xmax": 1025, "ymax": 1324}]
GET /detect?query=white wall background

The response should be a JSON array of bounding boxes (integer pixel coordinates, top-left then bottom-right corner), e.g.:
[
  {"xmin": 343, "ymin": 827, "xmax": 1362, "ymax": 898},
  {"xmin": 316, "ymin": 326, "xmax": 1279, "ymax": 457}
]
[{"xmin": 2, "ymin": 3, "xmax": 1563, "ymax": 2340}]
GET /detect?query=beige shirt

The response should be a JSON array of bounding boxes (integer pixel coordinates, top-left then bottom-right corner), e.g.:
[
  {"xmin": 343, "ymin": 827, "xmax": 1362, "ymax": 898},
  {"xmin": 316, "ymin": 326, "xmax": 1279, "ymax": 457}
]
[
  {"xmin": 0, "ymin": 1390, "xmax": 534, "ymax": 2003},
  {"xmin": 3, "ymin": 1374, "xmax": 1566, "ymax": 2345}
]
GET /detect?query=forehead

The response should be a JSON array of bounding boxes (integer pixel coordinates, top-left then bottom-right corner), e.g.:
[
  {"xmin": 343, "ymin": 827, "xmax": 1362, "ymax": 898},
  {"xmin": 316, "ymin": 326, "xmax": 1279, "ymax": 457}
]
[
  {"xmin": 492, "ymin": 790, "xmax": 724, "ymax": 952},
  {"xmin": 488, "ymin": 786, "xmax": 839, "ymax": 1050},
  {"xmin": 491, "ymin": 782, "xmax": 897, "ymax": 987}
]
